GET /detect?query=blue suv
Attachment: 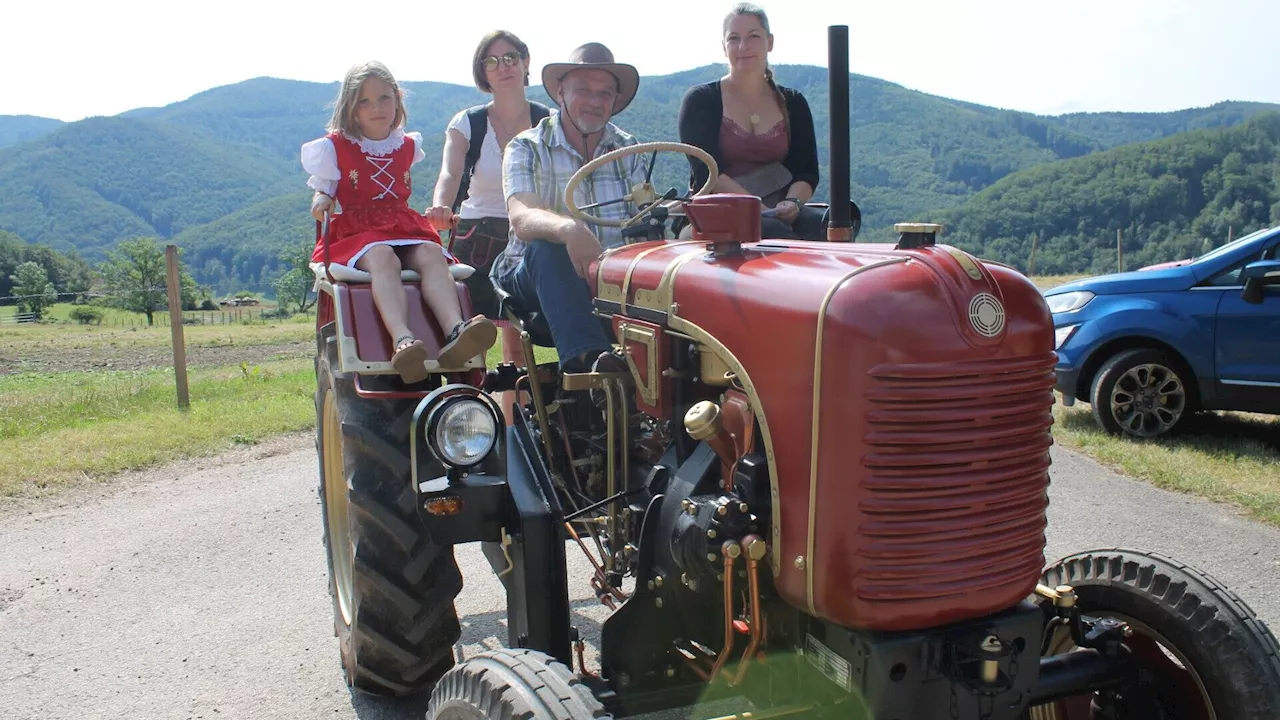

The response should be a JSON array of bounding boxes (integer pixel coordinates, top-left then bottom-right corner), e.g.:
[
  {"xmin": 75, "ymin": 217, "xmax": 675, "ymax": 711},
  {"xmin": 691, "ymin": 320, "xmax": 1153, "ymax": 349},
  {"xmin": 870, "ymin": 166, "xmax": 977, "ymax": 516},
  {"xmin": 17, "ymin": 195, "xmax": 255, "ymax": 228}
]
[{"xmin": 1045, "ymin": 224, "xmax": 1280, "ymax": 438}]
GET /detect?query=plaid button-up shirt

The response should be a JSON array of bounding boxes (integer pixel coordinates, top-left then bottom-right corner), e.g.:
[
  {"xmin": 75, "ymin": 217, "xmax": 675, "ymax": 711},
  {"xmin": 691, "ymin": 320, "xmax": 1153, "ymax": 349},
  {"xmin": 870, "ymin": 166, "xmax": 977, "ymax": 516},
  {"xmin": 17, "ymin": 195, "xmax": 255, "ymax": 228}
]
[{"xmin": 491, "ymin": 113, "xmax": 648, "ymax": 282}]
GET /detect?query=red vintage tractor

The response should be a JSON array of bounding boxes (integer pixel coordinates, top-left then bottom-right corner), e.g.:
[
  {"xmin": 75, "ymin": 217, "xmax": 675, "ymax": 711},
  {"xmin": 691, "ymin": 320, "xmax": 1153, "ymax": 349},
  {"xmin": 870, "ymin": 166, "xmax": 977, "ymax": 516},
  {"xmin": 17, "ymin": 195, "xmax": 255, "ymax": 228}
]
[{"xmin": 311, "ymin": 26, "xmax": 1280, "ymax": 720}]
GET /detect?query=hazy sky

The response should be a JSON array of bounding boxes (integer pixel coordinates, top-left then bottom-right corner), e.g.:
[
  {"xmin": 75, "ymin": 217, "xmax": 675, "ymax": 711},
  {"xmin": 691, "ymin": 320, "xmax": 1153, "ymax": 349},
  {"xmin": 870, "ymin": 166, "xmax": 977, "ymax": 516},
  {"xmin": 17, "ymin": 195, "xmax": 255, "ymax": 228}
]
[{"xmin": 6, "ymin": 0, "xmax": 1278, "ymax": 121}]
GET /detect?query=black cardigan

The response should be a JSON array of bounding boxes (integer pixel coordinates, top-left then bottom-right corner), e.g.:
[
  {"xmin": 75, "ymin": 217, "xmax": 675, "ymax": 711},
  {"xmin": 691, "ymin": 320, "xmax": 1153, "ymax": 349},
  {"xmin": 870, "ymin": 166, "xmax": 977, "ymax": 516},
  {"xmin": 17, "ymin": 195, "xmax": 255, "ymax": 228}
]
[{"xmin": 677, "ymin": 79, "xmax": 820, "ymax": 196}]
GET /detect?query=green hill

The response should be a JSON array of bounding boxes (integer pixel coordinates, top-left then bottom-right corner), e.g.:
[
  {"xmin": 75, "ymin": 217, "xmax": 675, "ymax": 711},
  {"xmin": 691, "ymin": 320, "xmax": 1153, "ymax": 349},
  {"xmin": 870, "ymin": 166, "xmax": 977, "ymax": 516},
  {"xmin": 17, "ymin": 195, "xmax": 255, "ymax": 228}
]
[
  {"xmin": 171, "ymin": 191, "xmax": 313, "ymax": 291},
  {"xmin": 0, "ymin": 116, "xmax": 298, "ymax": 260},
  {"xmin": 937, "ymin": 113, "xmax": 1280, "ymax": 275},
  {"xmin": 0, "ymin": 115, "xmax": 64, "ymax": 150},
  {"xmin": 3, "ymin": 67, "xmax": 1279, "ymax": 293}
]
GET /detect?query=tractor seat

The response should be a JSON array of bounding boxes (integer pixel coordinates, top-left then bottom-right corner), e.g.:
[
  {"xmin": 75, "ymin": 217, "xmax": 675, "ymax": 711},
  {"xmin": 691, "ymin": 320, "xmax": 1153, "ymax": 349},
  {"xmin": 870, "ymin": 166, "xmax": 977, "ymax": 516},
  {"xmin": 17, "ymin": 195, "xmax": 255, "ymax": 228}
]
[
  {"xmin": 493, "ymin": 286, "xmax": 555, "ymax": 348},
  {"xmin": 310, "ymin": 262, "xmax": 475, "ymax": 284}
]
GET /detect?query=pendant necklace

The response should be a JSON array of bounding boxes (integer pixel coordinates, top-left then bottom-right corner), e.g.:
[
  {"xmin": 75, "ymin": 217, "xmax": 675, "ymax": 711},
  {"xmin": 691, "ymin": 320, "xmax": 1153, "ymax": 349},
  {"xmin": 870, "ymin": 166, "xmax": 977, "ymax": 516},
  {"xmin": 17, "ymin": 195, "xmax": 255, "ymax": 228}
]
[{"xmin": 742, "ymin": 86, "xmax": 767, "ymax": 129}]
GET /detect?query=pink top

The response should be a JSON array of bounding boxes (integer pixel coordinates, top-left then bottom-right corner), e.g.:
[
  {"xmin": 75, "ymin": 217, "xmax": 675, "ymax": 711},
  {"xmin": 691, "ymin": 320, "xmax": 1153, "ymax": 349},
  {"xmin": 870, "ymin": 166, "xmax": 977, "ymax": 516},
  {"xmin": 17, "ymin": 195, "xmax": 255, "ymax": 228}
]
[{"xmin": 718, "ymin": 117, "xmax": 788, "ymax": 178}]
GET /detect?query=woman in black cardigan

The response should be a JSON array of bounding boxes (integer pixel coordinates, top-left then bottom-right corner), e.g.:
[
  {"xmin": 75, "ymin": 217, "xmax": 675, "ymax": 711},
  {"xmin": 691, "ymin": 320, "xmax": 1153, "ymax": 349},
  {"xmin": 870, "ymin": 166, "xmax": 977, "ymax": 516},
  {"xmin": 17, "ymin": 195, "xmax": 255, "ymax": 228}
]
[{"xmin": 677, "ymin": 3, "xmax": 823, "ymax": 240}]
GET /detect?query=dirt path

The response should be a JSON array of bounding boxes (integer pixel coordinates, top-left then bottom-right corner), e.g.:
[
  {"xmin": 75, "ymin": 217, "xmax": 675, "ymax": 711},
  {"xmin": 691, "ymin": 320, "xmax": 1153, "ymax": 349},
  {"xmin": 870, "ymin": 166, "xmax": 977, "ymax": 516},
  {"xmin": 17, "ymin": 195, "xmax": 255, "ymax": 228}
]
[{"xmin": 1, "ymin": 439, "xmax": 1277, "ymax": 719}]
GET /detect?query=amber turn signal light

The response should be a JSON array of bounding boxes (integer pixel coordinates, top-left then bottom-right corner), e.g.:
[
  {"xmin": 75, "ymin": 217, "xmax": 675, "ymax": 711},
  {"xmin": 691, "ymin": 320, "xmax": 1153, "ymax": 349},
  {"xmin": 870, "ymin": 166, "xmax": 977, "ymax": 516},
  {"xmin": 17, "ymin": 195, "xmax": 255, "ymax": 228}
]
[{"xmin": 425, "ymin": 496, "xmax": 464, "ymax": 515}]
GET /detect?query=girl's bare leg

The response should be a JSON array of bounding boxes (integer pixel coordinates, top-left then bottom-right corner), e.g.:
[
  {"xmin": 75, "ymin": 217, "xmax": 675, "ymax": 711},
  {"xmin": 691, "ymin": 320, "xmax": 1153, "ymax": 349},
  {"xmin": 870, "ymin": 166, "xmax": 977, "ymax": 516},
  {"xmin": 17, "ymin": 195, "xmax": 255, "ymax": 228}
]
[
  {"xmin": 402, "ymin": 242, "xmax": 496, "ymax": 367},
  {"xmin": 403, "ymin": 242, "xmax": 464, "ymax": 330},
  {"xmin": 355, "ymin": 245, "xmax": 413, "ymax": 343}
]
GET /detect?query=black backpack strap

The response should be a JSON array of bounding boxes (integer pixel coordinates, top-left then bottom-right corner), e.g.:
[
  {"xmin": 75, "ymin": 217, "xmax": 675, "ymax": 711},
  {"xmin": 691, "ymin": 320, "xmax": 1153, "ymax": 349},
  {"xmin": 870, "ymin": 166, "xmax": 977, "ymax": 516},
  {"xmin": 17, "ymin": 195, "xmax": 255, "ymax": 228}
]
[
  {"xmin": 451, "ymin": 102, "xmax": 550, "ymax": 213},
  {"xmin": 529, "ymin": 100, "xmax": 552, "ymax": 126},
  {"xmin": 452, "ymin": 104, "xmax": 489, "ymax": 213}
]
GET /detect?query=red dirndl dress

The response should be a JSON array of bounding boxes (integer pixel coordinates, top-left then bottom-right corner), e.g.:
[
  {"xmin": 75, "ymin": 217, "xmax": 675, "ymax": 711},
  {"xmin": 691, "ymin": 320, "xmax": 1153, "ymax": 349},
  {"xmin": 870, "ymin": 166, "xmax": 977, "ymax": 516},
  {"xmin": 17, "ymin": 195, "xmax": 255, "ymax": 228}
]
[{"xmin": 308, "ymin": 131, "xmax": 444, "ymax": 266}]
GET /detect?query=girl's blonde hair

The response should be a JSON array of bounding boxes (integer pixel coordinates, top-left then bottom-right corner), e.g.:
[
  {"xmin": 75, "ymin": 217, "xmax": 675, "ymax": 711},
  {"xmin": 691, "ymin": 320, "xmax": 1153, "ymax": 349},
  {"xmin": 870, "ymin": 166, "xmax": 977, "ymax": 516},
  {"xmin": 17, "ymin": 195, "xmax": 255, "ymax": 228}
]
[{"xmin": 325, "ymin": 61, "xmax": 408, "ymax": 137}]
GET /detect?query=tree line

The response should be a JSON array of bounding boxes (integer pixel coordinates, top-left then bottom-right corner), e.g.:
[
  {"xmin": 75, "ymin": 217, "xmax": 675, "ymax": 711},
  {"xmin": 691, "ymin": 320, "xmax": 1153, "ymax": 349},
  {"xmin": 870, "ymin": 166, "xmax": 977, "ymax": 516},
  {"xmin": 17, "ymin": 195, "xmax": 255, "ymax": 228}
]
[{"xmin": 2, "ymin": 231, "xmax": 314, "ymax": 323}]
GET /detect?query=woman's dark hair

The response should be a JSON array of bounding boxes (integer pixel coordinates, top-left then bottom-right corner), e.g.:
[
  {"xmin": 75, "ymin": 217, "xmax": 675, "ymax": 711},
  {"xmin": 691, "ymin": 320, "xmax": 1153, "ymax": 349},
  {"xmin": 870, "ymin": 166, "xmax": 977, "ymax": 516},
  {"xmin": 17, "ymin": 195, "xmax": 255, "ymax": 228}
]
[
  {"xmin": 472, "ymin": 30, "xmax": 531, "ymax": 93},
  {"xmin": 722, "ymin": 3, "xmax": 789, "ymax": 129}
]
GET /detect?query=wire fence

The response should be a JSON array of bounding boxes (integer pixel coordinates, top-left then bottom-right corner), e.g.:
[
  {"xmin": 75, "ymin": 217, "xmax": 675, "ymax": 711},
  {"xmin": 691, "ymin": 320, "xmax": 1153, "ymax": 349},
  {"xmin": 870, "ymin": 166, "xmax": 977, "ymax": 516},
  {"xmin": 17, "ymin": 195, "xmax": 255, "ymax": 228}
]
[{"xmin": 0, "ymin": 286, "xmax": 282, "ymax": 328}]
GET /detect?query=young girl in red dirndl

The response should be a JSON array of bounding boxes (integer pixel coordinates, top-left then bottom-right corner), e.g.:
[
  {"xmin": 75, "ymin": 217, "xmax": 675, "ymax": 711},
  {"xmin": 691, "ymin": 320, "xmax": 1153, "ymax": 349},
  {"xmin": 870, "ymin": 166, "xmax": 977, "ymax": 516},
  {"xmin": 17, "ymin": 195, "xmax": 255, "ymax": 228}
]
[{"xmin": 304, "ymin": 61, "xmax": 496, "ymax": 383}]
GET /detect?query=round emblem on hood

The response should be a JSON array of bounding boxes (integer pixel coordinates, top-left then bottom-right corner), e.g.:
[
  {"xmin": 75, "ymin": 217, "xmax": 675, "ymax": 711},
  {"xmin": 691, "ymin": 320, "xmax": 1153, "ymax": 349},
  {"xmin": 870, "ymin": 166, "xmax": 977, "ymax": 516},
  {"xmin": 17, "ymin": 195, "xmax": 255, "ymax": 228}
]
[{"xmin": 968, "ymin": 293, "xmax": 1005, "ymax": 337}]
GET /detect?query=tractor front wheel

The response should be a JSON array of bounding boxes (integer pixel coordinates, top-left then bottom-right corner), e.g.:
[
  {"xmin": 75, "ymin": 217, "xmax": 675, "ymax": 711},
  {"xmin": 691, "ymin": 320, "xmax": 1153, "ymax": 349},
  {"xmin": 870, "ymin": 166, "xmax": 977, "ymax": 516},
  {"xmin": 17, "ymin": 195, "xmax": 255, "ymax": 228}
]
[
  {"xmin": 315, "ymin": 327, "xmax": 463, "ymax": 697},
  {"xmin": 1035, "ymin": 548, "xmax": 1280, "ymax": 719},
  {"xmin": 428, "ymin": 649, "xmax": 610, "ymax": 720}
]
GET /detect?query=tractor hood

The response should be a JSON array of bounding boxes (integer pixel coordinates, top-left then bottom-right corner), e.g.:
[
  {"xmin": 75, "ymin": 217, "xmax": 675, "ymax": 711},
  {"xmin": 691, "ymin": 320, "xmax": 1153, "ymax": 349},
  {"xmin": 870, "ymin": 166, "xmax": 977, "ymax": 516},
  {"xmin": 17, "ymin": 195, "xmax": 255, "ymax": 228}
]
[{"xmin": 591, "ymin": 230, "xmax": 1057, "ymax": 630}]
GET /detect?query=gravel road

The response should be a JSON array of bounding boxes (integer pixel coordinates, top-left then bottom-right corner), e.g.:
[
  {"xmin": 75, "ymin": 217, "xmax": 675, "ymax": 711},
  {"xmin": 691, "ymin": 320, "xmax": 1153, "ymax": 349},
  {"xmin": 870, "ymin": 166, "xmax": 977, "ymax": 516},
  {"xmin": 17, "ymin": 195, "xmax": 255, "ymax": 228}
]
[{"xmin": 2, "ymin": 436, "xmax": 1277, "ymax": 720}]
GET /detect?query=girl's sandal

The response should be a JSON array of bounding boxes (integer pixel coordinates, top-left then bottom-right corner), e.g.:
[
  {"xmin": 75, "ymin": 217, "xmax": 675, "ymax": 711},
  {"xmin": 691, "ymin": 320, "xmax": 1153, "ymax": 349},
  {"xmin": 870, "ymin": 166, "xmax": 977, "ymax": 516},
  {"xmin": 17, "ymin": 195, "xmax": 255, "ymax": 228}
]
[
  {"xmin": 390, "ymin": 334, "xmax": 430, "ymax": 383},
  {"xmin": 436, "ymin": 316, "xmax": 498, "ymax": 369}
]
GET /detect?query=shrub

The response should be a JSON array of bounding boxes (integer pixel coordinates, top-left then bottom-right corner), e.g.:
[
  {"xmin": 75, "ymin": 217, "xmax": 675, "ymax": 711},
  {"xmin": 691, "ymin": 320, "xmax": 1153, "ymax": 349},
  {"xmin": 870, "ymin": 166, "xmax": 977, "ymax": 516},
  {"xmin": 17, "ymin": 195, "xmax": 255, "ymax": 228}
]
[{"xmin": 69, "ymin": 306, "xmax": 104, "ymax": 325}]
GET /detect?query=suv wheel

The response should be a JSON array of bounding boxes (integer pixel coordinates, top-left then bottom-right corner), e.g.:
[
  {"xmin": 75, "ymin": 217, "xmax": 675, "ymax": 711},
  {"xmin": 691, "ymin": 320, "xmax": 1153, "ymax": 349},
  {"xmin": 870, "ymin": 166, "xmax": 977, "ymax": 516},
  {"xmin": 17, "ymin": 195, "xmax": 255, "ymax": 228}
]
[{"xmin": 1089, "ymin": 348, "xmax": 1190, "ymax": 439}]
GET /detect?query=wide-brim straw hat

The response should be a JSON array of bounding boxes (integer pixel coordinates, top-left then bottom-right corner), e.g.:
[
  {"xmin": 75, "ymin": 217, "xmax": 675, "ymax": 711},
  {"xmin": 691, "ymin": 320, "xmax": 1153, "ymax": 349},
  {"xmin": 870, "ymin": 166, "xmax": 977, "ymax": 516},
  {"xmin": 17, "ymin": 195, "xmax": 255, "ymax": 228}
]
[{"xmin": 541, "ymin": 42, "xmax": 639, "ymax": 116}]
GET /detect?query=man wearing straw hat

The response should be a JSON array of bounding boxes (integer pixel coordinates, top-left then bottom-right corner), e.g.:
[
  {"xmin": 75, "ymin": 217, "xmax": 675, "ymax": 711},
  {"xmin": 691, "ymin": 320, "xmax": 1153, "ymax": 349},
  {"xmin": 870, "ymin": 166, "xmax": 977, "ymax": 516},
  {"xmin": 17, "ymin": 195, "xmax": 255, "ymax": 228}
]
[{"xmin": 491, "ymin": 42, "xmax": 654, "ymax": 374}]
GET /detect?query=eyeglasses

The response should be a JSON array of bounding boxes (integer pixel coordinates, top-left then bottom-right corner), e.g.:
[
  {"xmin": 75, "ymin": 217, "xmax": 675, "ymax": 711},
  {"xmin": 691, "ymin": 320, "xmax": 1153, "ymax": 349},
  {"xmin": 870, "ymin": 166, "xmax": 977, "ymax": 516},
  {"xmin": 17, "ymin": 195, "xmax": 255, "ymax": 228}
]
[{"xmin": 482, "ymin": 52, "xmax": 523, "ymax": 71}]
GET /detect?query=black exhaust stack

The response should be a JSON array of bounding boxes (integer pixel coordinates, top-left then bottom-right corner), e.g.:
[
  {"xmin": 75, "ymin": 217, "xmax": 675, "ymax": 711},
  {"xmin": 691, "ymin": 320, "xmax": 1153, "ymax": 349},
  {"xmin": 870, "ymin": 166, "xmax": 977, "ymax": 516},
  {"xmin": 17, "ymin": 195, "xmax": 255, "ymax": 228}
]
[{"xmin": 827, "ymin": 25, "xmax": 852, "ymax": 242}]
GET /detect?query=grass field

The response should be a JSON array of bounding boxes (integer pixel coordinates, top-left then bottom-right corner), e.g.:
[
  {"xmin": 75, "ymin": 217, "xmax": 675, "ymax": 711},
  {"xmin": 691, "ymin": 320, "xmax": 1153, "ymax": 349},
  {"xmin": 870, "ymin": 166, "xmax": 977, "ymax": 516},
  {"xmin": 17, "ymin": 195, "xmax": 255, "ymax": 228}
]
[
  {"xmin": 2, "ymin": 278, "xmax": 1276, "ymax": 528},
  {"xmin": 0, "ymin": 313, "xmax": 553, "ymax": 497},
  {"xmin": 0, "ymin": 360, "xmax": 316, "ymax": 496},
  {"xmin": 1053, "ymin": 403, "xmax": 1280, "ymax": 525}
]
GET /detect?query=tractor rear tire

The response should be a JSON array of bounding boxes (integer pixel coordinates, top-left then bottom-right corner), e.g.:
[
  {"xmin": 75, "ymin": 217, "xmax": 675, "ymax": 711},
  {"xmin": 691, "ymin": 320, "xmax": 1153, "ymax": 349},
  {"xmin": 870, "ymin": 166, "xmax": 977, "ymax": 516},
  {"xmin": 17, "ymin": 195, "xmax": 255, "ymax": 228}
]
[
  {"xmin": 1038, "ymin": 548, "xmax": 1280, "ymax": 718},
  {"xmin": 315, "ymin": 327, "xmax": 463, "ymax": 697},
  {"xmin": 428, "ymin": 649, "xmax": 611, "ymax": 720}
]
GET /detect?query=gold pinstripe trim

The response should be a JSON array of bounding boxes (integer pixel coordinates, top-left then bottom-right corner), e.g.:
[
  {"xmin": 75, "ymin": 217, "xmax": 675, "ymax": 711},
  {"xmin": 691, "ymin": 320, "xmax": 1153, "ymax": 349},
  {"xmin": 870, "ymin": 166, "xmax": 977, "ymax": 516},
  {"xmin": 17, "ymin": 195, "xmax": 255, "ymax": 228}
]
[
  {"xmin": 636, "ymin": 245, "xmax": 704, "ymax": 312},
  {"xmin": 620, "ymin": 241, "xmax": 700, "ymax": 315},
  {"xmin": 805, "ymin": 257, "xmax": 909, "ymax": 614},
  {"xmin": 596, "ymin": 246, "xmax": 627, "ymax": 304}
]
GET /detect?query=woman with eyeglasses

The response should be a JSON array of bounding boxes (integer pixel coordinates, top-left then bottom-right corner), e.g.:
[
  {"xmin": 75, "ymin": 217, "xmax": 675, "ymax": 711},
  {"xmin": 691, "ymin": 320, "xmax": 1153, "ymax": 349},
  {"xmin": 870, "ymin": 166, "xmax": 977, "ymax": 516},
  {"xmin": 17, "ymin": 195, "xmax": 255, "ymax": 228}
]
[{"xmin": 425, "ymin": 31, "xmax": 552, "ymax": 403}]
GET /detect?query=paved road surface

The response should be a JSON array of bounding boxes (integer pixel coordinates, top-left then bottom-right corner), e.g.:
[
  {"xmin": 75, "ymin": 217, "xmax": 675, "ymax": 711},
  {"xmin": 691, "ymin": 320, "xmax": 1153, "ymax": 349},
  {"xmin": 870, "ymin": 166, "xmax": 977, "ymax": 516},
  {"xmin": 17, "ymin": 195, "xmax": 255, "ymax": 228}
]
[{"xmin": 2, "ymin": 436, "xmax": 1277, "ymax": 719}]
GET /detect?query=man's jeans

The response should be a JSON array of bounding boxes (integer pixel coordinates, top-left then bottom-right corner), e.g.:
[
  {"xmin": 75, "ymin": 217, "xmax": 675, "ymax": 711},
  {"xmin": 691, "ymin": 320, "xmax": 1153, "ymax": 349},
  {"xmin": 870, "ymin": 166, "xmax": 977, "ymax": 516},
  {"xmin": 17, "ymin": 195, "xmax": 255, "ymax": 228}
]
[{"xmin": 494, "ymin": 239, "xmax": 612, "ymax": 368}]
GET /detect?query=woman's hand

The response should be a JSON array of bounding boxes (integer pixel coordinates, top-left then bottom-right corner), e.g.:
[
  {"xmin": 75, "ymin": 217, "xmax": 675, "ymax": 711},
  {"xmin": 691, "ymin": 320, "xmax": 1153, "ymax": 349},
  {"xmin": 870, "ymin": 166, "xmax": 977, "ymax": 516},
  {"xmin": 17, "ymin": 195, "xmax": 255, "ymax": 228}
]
[
  {"xmin": 774, "ymin": 199, "xmax": 800, "ymax": 225},
  {"xmin": 424, "ymin": 205, "xmax": 455, "ymax": 231},
  {"xmin": 311, "ymin": 193, "xmax": 333, "ymax": 222}
]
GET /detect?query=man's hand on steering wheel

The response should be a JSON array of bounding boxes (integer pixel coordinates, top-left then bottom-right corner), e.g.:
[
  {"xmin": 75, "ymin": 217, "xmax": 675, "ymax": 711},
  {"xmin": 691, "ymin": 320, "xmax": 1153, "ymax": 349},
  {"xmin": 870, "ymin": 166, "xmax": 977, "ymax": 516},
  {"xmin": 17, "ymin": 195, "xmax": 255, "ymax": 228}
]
[
  {"xmin": 564, "ymin": 141, "xmax": 720, "ymax": 229},
  {"xmin": 562, "ymin": 220, "xmax": 603, "ymax": 278}
]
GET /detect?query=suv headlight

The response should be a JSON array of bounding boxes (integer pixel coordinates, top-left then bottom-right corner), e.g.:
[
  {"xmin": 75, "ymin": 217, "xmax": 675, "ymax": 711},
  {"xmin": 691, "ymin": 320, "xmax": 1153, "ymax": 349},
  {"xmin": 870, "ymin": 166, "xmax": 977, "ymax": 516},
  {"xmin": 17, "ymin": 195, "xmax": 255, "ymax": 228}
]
[
  {"xmin": 428, "ymin": 397, "xmax": 497, "ymax": 468},
  {"xmin": 1046, "ymin": 291, "xmax": 1095, "ymax": 314}
]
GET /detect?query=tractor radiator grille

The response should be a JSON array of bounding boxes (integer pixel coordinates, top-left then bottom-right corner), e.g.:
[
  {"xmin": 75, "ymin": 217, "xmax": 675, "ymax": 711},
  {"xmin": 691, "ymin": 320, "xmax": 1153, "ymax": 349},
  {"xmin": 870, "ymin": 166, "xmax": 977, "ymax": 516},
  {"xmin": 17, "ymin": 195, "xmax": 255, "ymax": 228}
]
[{"xmin": 859, "ymin": 353, "xmax": 1057, "ymax": 604}]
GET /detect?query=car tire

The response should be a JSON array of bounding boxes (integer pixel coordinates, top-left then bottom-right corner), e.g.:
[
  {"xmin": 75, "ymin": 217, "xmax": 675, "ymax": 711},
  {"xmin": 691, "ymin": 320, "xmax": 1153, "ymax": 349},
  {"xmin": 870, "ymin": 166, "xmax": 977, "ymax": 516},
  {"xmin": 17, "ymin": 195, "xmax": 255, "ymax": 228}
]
[{"xmin": 1090, "ymin": 348, "xmax": 1191, "ymax": 439}]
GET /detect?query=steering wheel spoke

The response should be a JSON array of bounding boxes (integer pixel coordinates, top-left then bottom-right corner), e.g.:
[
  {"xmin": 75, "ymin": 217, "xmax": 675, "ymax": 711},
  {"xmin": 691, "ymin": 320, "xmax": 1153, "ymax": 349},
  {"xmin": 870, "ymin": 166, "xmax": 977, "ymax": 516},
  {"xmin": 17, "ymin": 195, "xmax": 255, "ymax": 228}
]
[
  {"xmin": 565, "ymin": 141, "xmax": 720, "ymax": 229},
  {"xmin": 577, "ymin": 194, "xmax": 632, "ymax": 212}
]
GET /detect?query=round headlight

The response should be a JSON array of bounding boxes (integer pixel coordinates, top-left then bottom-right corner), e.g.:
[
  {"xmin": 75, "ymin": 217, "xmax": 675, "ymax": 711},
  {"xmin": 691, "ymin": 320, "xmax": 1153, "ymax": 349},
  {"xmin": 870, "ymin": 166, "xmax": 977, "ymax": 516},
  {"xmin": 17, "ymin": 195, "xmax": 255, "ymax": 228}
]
[{"xmin": 431, "ymin": 399, "xmax": 497, "ymax": 467}]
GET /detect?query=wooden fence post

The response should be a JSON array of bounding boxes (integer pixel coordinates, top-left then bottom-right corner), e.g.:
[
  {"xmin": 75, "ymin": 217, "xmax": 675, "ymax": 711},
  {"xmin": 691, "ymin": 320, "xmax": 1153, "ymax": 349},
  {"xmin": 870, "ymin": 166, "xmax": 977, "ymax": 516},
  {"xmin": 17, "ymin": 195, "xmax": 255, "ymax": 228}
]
[
  {"xmin": 1028, "ymin": 233, "xmax": 1039, "ymax": 275},
  {"xmin": 165, "ymin": 245, "xmax": 190, "ymax": 410},
  {"xmin": 1117, "ymin": 228, "xmax": 1124, "ymax": 272}
]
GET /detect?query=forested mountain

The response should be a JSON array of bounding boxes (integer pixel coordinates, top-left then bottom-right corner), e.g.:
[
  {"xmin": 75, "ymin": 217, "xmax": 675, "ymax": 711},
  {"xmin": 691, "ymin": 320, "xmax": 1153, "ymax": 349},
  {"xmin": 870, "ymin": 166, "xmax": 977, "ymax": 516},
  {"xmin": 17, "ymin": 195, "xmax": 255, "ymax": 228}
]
[
  {"xmin": 0, "ymin": 115, "xmax": 64, "ymax": 150},
  {"xmin": 0, "ymin": 230, "xmax": 92, "ymax": 302},
  {"xmin": 0, "ymin": 117, "xmax": 298, "ymax": 260},
  {"xmin": 937, "ymin": 113, "xmax": 1280, "ymax": 275},
  {"xmin": 2, "ymin": 66, "xmax": 1278, "ymax": 293}
]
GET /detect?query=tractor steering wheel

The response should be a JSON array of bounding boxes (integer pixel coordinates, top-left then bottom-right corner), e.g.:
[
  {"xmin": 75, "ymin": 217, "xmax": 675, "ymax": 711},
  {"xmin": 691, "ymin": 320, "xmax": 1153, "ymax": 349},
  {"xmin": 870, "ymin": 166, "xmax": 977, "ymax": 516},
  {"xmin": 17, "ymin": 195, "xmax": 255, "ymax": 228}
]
[{"xmin": 564, "ymin": 141, "xmax": 719, "ymax": 229}]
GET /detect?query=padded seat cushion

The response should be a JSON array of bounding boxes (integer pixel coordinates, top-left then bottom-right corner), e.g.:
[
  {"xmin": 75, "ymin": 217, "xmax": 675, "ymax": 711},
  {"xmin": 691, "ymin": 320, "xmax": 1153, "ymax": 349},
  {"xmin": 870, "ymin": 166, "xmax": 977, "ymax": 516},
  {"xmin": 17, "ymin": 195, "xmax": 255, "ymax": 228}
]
[{"xmin": 311, "ymin": 261, "xmax": 474, "ymax": 284}]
